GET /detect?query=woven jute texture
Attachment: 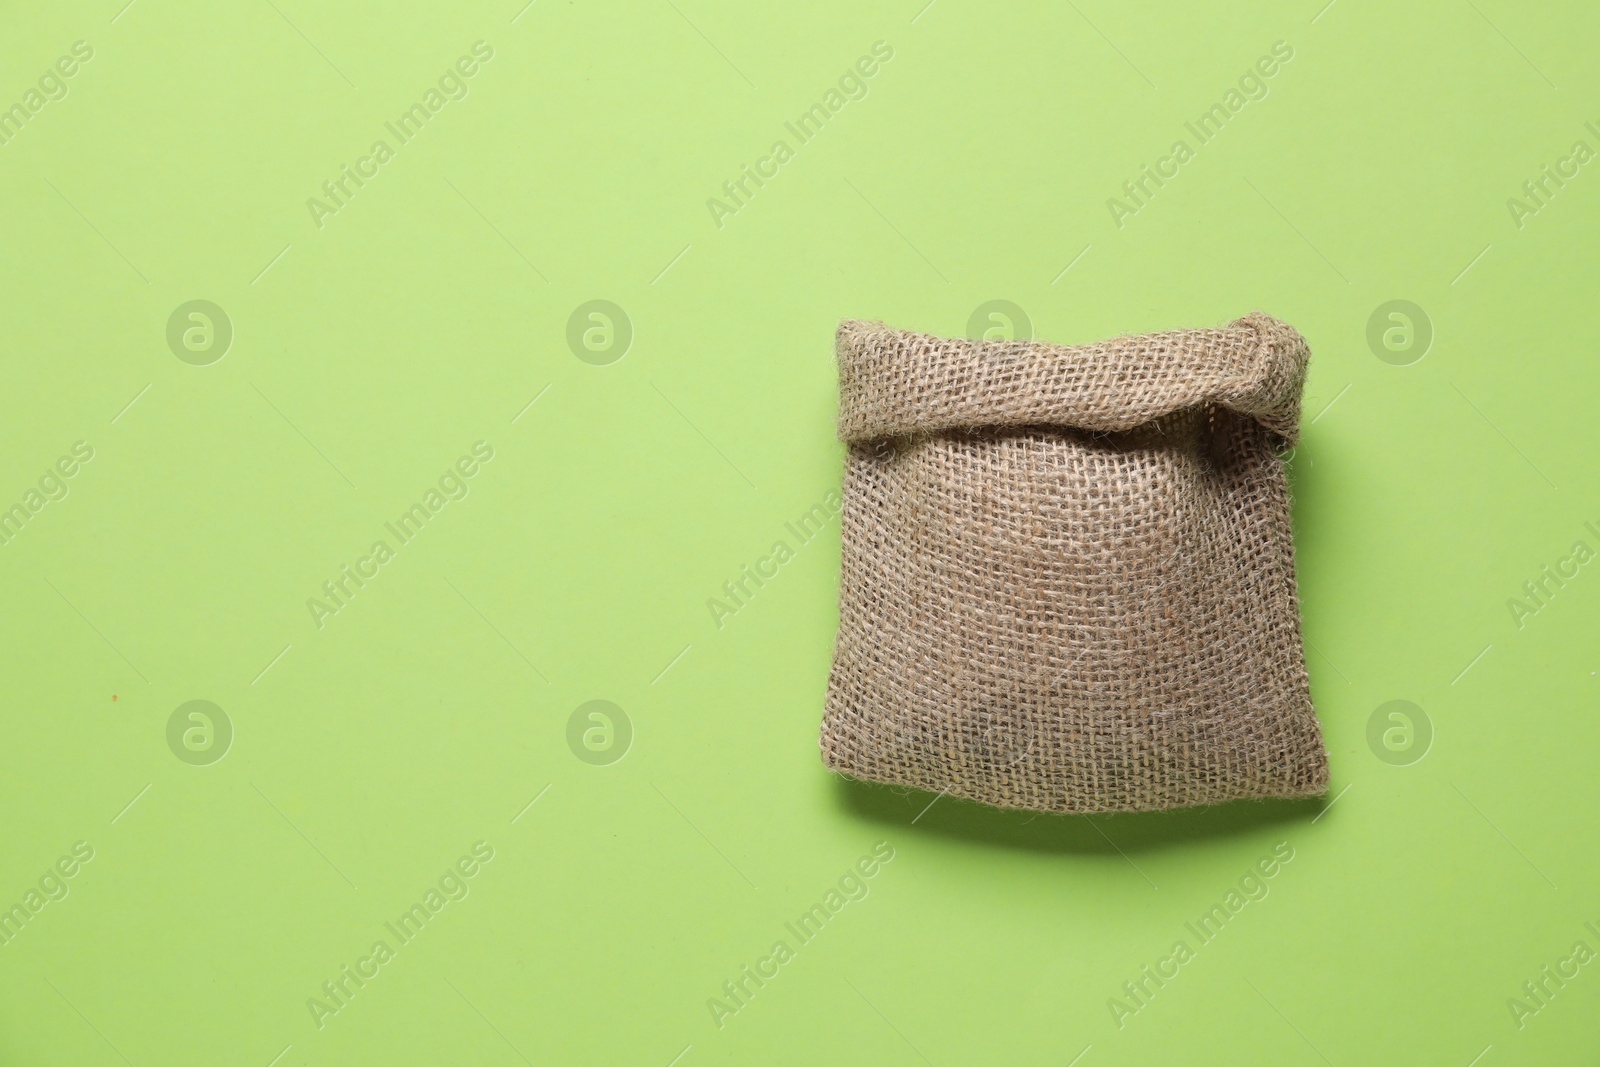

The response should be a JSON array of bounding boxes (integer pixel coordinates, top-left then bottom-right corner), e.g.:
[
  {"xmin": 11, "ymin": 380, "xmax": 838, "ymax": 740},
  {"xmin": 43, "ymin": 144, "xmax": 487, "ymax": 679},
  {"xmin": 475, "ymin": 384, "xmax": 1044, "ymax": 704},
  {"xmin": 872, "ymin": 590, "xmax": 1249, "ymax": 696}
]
[{"xmin": 820, "ymin": 311, "xmax": 1329, "ymax": 814}]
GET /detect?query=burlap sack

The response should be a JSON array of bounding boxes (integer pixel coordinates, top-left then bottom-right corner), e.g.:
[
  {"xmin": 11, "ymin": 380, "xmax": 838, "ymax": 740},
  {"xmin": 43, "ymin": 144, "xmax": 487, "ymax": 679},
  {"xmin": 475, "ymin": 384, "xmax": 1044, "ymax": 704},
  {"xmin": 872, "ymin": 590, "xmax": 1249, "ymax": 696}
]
[{"xmin": 820, "ymin": 312, "xmax": 1329, "ymax": 814}]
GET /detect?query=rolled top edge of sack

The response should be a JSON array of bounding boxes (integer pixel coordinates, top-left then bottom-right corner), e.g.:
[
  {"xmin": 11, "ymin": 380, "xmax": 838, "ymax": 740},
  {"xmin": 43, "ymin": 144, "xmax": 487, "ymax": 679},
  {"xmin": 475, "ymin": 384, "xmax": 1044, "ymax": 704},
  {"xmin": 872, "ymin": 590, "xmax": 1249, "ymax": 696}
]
[{"xmin": 834, "ymin": 311, "xmax": 1309, "ymax": 448}]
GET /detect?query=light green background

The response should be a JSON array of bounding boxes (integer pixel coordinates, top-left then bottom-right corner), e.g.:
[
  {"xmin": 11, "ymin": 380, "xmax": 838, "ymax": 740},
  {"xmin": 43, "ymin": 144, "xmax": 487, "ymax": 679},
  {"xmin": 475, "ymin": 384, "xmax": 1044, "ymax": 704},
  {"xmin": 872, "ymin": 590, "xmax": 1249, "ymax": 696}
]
[{"xmin": 1, "ymin": 1, "xmax": 1596, "ymax": 1064}]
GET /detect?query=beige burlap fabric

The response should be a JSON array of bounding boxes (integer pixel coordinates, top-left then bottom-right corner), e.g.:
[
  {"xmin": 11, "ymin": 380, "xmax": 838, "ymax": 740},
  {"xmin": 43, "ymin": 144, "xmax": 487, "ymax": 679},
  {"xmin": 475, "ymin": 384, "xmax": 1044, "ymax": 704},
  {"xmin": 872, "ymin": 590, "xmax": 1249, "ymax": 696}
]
[{"xmin": 820, "ymin": 312, "xmax": 1329, "ymax": 814}]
